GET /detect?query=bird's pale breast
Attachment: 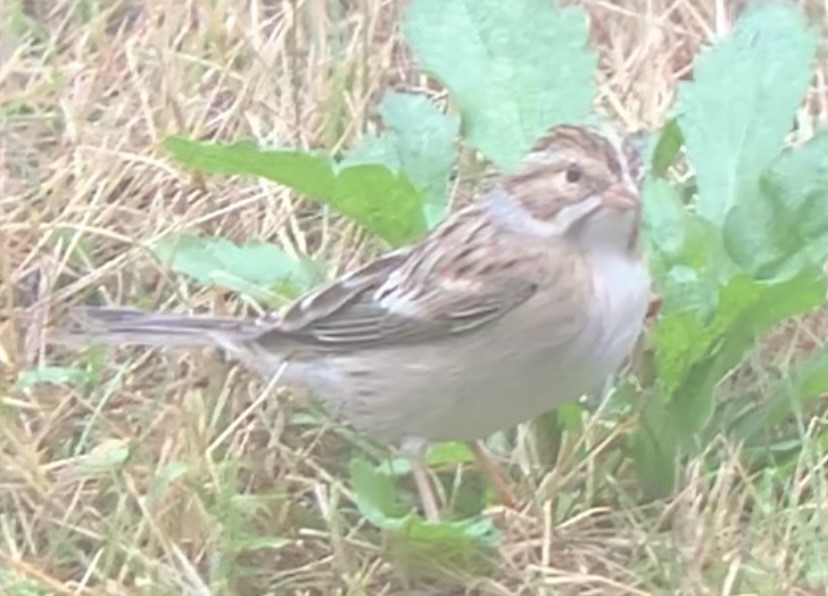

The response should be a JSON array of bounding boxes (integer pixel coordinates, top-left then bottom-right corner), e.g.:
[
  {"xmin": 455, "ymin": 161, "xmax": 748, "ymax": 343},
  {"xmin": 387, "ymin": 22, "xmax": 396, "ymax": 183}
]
[{"xmin": 318, "ymin": 250, "xmax": 650, "ymax": 445}]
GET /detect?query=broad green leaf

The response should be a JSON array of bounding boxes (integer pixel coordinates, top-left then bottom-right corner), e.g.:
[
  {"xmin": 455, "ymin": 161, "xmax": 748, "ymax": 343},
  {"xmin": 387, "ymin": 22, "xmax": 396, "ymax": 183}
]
[
  {"xmin": 675, "ymin": 270, "xmax": 823, "ymax": 431},
  {"xmin": 374, "ymin": 456, "xmax": 414, "ymax": 477},
  {"xmin": 349, "ymin": 458, "xmax": 412, "ymax": 526},
  {"xmin": 164, "ymin": 138, "xmax": 335, "ymax": 196},
  {"xmin": 631, "ymin": 269, "xmax": 825, "ymax": 497},
  {"xmin": 164, "ymin": 137, "xmax": 427, "ymax": 245},
  {"xmin": 424, "ymin": 441, "xmax": 475, "ymax": 466},
  {"xmin": 654, "ymin": 269, "xmax": 825, "ymax": 441},
  {"xmin": 332, "ymin": 164, "xmax": 427, "ymax": 245},
  {"xmin": 152, "ymin": 233, "xmax": 324, "ymax": 303},
  {"xmin": 349, "ymin": 457, "xmax": 496, "ymax": 572},
  {"xmin": 654, "ymin": 271, "xmax": 821, "ymax": 400},
  {"xmin": 404, "ymin": 0, "xmax": 595, "ymax": 169},
  {"xmin": 348, "ymin": 92, "xmax": 459, "ymax": 228},
  {"xmin": 676, "ymin": 2, "xmax": 816, "ymax": 224},
  {"xmin": 724, "ymin": 131, "xmax": 828, "ymax": 279},
  {"xmin": 641, "ymin": 179, "xmax": 690, "ymax": 261},
  {"xmin": 641, "ymin": 179, "xmax": 733, "ymax": 318},
  {"xmin": 381, "ymin": 92, "xmax": 457, "ymax": 227}
]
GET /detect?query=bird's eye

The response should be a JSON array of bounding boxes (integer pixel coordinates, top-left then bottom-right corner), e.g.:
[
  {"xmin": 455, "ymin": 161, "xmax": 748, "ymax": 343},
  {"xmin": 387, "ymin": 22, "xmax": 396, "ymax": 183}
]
[{"xmin": 564, "ymin": 165, "xmax": 582, "ymax": 183}]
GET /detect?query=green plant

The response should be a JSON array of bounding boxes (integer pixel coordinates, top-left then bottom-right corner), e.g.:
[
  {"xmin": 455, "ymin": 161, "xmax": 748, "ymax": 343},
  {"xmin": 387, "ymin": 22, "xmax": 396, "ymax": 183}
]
[{"xmin": 630, "ymin": 1, "xmax": 828, "ymax": 497}]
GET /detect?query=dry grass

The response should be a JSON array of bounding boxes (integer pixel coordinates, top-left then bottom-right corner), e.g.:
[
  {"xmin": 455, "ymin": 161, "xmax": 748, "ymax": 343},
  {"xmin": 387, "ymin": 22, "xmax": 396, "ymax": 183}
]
[{"xmin": 3, "ymin": 0, "xmax": 828, "ymax": 593}]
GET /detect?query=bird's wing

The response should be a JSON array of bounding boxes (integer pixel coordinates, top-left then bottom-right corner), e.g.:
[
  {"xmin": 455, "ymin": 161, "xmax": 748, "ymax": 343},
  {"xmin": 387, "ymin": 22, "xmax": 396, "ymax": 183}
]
[{"xmin": 256, "ymin": 208, "xmax": 547, "ymax": 351}]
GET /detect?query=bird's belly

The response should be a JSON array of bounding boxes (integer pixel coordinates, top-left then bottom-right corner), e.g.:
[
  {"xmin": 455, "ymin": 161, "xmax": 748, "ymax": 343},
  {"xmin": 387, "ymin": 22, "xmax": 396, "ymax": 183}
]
[
  {"xmin": 317, "ymin": 254, "xmax": 650, "ymax": 445},
  {"xmin": 423, "ymin": 351, "xmax": 597, "ymax": 442},
  {"xmin": 339, "ymin": 311, "xmax": 644, "ymax": 443},
  {"xmin": 412, "ymin": 320, "xmax": 633, "ymax": 442}
]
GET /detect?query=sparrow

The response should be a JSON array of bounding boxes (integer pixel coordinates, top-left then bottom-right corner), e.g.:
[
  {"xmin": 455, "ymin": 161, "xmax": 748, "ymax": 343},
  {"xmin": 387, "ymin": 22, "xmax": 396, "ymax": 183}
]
[{"xmin": 56, "ymin": 123, "xmax": 650, "ymax": 521}]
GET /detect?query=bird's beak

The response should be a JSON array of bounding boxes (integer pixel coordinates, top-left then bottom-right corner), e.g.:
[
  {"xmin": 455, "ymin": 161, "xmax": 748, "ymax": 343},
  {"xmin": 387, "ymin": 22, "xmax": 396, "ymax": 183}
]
[{"xmin": 602, "ymin": 183, "xmax": 638, "ymax": 211}]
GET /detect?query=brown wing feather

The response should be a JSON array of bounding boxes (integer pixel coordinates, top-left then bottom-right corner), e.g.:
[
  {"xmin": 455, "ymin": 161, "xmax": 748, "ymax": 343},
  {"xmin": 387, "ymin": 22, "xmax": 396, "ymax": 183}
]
[{"xmin": 256, "ymin": 206, "xmax": 540, "ymax": 351}]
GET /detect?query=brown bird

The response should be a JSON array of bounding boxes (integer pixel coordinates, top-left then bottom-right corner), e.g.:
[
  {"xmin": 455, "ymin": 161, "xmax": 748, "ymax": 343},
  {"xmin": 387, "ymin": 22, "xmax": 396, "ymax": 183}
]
[{"xmin": 57, "ymin": 123, "xmax": 650, "ymax": 521}]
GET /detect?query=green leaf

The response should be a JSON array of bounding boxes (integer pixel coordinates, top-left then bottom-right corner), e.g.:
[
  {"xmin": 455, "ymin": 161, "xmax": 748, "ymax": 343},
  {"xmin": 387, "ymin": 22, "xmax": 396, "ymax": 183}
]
[
  {"xmin": 424, "ymin": 441, "xmax": 475, "ymax": 467},
  {"xmin": 676, "ymin": 2, "xmax": 816, "ymax": 224},
  {"xmin": 651, "ymin": 271, "xmax": 825, "ymax": 406},
  {"xmin": 349, "ymin": 458, "xmax": 411, "ymax": 526},
  {"xmin": 332, "ymin": 164, "xmax": 428, "ymax": 245},
  {"xmin": 724, "ymin": 131, "xmax": 828, "ymax": 279},
  {"xmin": 375, "ymin": 441, "xmax": 474, "ymax": 477},
  {"xmin": 626, "ymin": 392, "xmax": 679, "ymax": 499},
  {"xmin": 381, "ymin": 92, "xmax": 457, "ymax": 228},
  {"xmin": 164, "ymin": 138, "xmax": 335, "ymax": 196},
  {"xmin": 641, "ymin": 179, "xmax": 734, "ymax": 318},
  {"xmin": 640, "ymin": 178, "xmax": 688, "ymax": 259},
  {"xmin": 404, "ymin": 0, "xmax": 595, "ymax": 169},
  {"xmin": 15, "ymin": 366, "xmax": 92, "ymax": 389},
  {"xmin": 630, "ymin": 269, "xmax": 825, "ymax": 497},
  {"xmin": 644, "ymin": 174, "xmax": 826, "ymax": 417},
  {"xmin": 387, "ymin": 514, "xmax": 496, "ymax": 576},
  {"xmin": 151, "ymin": 233, "xmax": 324, "ymax": 303},
  {"xmin": 350, "ymin": 459, "xmax": 495, "ymax": 574},
  {"xmin": 347, "ymin": 92, "xmax": 459, "ymax": 228},
  {"xmin": 678, "ymin": 270, "xmax": 824, "ymax": 429},
  {"xmin": 654, "ymin": 269, "xmax": 826, "ymax": 440},
  {"xmin": 164, "ymin": 137, "xmax": 428, "ymax": 245},
  {"xmin": 649, "ymin": 119, "xmax": 683, "ymax": 178},
  {"xmin": 638, "ymin": 175, "xmax": 827, "ymax": 494},
  {"xmin": 349, "ymin": 457, "xmax": 496, "ymax": 573},
  {"xmin": 556, "ymin": 402, "xmax": 585, "ymax": 431}
]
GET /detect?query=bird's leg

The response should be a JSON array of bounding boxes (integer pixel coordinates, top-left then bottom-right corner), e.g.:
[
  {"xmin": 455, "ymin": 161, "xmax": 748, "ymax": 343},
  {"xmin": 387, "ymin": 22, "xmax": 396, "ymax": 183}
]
[
  {"xmin": 646, "ymin": 293, "xmax": 662, "ymax": 319},
  {"xmin": 468, "ymin": 440, "xmax": 516, "ymax": 509},
  {"xmin": 401, "ymin": 437, "xmax": 440, "ymax": 522}
]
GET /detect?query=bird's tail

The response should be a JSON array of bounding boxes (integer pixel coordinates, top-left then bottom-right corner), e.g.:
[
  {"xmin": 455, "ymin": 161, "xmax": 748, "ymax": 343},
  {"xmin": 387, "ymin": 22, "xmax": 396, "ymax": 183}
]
[{"xmin": 53, "ymin": 307, "xmax": 266, "ymax": 349}]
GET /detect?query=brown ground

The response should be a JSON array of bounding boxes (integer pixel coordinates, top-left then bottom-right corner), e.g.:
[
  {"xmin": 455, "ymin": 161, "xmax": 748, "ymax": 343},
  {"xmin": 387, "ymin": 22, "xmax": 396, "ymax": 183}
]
[{"xmin": 3, "ymin": 1, "xmax": 828, "ymax": 594}]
